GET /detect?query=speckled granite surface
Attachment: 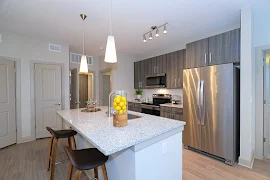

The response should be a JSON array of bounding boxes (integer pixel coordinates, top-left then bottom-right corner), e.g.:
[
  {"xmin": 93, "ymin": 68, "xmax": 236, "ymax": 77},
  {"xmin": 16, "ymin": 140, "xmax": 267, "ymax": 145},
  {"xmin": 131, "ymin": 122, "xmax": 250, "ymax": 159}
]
[{"xmin": 57, "ymin": 106, "xmax": 185, "ymax": 156}]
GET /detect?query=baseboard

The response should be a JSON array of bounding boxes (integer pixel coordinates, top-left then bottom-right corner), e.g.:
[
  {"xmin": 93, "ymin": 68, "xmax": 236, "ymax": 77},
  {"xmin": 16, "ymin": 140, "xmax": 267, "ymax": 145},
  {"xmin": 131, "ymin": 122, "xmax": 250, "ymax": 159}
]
[
  {"xmin": 238, "ymin": 152, "xmax": 254, "ymax": 169},
  {"xmin": 20, "ymin": 136, "xmax": 35, "ymax": 144}
]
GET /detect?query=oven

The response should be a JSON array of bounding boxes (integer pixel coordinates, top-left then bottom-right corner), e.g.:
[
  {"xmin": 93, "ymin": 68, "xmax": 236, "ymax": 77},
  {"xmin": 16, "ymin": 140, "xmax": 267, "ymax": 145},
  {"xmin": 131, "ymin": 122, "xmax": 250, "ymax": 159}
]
[{"xmin": 141, "ymin": 94, "xmax": 171, "ymax": 116}]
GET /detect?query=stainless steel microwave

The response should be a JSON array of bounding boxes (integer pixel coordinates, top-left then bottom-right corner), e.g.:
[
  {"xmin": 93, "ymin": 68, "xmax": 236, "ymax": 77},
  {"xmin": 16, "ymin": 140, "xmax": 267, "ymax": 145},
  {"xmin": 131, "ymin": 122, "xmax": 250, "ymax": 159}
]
[{"xmin": 146, "ymin": 73, "xmax": 166, "ymax": 88}]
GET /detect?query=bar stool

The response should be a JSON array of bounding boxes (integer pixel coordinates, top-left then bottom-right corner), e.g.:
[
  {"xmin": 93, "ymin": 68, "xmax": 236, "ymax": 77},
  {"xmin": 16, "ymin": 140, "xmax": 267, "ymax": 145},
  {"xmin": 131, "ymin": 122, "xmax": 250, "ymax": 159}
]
[
  {"xmin": 64, "ymin": 146, "xmax": 109, "ymax": 180},
  {"xmin": 46, "ymin": 127, "xmax": 77, "ymax": 180}
]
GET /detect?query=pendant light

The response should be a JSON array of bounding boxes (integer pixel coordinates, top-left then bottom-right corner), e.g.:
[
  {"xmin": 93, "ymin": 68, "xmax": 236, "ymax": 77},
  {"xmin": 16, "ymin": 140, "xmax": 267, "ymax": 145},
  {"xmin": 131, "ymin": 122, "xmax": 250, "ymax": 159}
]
[
  {"xmin": 104, "ymin": 0, "xmax": 117, "ymax": 63},
  {"xmin": 79, "ymin": 14, "xmax": 88, "ymax": 73}
]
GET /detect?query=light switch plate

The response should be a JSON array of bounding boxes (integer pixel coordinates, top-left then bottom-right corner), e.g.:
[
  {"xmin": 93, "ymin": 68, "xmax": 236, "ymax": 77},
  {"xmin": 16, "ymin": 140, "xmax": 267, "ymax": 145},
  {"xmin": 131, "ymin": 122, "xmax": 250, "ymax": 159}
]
[{"xmin": 162, "ymin": 142, "xmax": 167, "ymax": 155}]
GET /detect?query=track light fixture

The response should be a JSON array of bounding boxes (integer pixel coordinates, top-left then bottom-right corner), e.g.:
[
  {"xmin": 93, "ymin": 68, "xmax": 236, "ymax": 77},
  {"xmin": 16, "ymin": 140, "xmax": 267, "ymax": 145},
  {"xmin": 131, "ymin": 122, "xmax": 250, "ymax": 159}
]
[{"xmin": 142, "ymin": 23, "xmax": 168, "ymax": 43}]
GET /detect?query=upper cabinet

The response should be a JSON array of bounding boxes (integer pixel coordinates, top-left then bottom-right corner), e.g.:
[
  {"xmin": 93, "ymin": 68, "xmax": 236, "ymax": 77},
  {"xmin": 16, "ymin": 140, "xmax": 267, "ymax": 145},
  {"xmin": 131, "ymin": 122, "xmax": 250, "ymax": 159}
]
[
  {"xmin": 167, "ymin": 49, "xmax": 185, "ymax": 89},
  {"xmin": 156, "ymin": 54, "xmax": 167, "ymax": 74},
  {"xmin": 134, "ymin": 60, "xmax": 146, "ymax": 89},
  {"xmin": 185, "ymin": 28, "xmax": 240, "ymax": 69},
  {"xmin": 208, "ymin": 29, "xmax": 240, "ymax": 65},
  {"xmin": 186, "ymin": 38, "xmax": 208, "ymax": 69}
]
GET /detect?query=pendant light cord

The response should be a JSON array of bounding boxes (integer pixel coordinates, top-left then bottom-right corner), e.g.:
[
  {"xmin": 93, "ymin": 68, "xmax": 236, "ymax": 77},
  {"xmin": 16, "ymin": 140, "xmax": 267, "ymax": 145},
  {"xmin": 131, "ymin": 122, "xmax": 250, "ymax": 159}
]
[
  {"xmin": 83, "ymin": 20, "xmax": 85, "ymax": 55},
  {"xmin": 110, "ymin": 0, "xmax": 112, "ymax": 35}
]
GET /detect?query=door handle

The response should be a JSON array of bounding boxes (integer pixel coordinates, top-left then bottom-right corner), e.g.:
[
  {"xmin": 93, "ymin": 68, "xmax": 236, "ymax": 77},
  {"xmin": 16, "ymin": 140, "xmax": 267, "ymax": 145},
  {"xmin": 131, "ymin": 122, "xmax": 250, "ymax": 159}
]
[
  {"xmin": 204, "ymin": 54, "xmax": 207, "ymax": 65},
  {"xmin": 55, "ymin": 103, "xmax": 61, "ymax": 105},
  {"xmin": 196, "ymin": 80, "xmax": 201, "ymax": 125},
  {"xmin": 200, "ymin": 80, "xmax": 205, "ymax": 125},
  {"xmin": 175, "ymin": 79, "xmax": 177, "ymax": 87},
  {"xmin": 209, "ymin": 53, "xmax": 212, "ymax": 64}
]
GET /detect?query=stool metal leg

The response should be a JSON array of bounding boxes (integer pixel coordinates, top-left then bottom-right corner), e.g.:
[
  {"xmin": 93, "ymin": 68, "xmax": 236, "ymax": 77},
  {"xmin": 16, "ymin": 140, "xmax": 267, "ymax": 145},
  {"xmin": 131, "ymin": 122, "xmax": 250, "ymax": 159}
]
[
  {"xmin": 50, "ymin": 138, "xmax": 59, "ymax": 180},
  {"xmin": 47, "ymin": 136, "xmax": 54, "ymax": 171},
  {"xmin": 101, "ymin": 164, "xmax": 108, "ymax": 180},
  {"xmin": 75, "ymin": 170, "xmax": 82, "ymax": 180},
  {"xmin": 67, "ymin": 163, "xmax": 73, "ymax": 180},
  {"xmin": 94, "ymin": 168, "xmax": 98, "ymax": 179}
]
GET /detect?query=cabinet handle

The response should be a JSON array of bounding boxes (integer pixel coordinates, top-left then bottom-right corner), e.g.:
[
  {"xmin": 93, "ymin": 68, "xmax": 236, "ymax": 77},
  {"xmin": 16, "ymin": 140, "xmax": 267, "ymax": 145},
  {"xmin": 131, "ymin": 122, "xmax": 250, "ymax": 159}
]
[
  {"xmin": 175, "ymin": 79, "xmax": 177, "ymax": 87},
  {"xmin": 154, "ymin": 66, "xmax": 156, "ymax": 73},
  {"xmin": 204, "ymin": 53, "xmax": 207, "ymax": 65},
  {"xmin": 209, "ymin": 53, "xmax": 212, "ymax": 64}
]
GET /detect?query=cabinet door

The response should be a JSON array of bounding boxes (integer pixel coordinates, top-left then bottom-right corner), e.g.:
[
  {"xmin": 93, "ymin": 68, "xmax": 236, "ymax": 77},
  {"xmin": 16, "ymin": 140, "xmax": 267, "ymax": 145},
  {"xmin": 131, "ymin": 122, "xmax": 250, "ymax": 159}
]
[
  {"xmin": 146, "ymin": 57, "xmax": 156, "ymax": 76},
  {"xmin": 208, "ymin": 28, "xmax": 240, "ymax": 65},
  {"xmin": 141, "ymin": 60, "xmax": 147, "ymax": 89},
  {"xmin": 177, "ymin": 50, "xmax": 185, "ymax": 88},
  {"xmin": 166, "ymin": 51, "xmax": 178, "ymax": 89},
  {"xmin": 156, "ymin": 54, "xmax": 167, "ymax": 74},
  {"xmin": 128, "ymin": 102, "xmax": 134, "ymax": 111},
  {"xmin": 174, "ymin": 114, "xmax": 183, "ymax": 121},
  {"xmin": 186, "ymin": 38, "xmax": 208, "ymax": 69},
  {"xmin": 134, "ymin": 62, "xmax": 140, "ymax": 89}
]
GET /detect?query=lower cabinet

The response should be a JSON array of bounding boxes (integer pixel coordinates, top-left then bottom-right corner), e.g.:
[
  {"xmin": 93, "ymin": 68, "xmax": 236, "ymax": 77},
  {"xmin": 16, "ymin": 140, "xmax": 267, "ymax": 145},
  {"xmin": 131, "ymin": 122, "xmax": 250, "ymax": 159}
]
[
  {"xmin": 160, "ymin": 106, "xmax": 183, "ymax": 121},
  {"xmin": 128, "ymin": 102, "xmax": 141, "ymax": 112}
]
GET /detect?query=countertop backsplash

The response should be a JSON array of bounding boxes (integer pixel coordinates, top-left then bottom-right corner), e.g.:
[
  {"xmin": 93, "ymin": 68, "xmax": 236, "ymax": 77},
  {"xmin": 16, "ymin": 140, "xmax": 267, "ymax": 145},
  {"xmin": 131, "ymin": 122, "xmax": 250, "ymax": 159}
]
[{"xmin": 136, "ymin": 89, "xmax": 183, "ymax": 102}]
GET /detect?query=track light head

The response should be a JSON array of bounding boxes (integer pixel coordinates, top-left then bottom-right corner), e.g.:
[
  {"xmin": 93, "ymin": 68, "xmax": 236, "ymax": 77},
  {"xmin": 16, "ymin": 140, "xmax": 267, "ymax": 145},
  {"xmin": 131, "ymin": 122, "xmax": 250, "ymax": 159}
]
[
  {"xmin": 163, "ymin": 25, "xmax": 167, "ymax": 34},
  {"xmin": 155, "ymin": 28, "xmax": 159, "ymax": 37},
  {"xmin": 143, "ymin": 35, "xmax": 147, "ymax": 42},
  {"xmin": 149, "ymin": 32, "xmax": 153, "ymax": 40}
]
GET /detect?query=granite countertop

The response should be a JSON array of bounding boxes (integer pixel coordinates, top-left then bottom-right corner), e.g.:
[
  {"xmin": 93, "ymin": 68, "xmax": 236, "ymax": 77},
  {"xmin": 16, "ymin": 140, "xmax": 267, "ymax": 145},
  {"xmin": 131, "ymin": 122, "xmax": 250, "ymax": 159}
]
[
  {"xmin": 57, "ymin": 106, "xmax": 185, "ymax": 156},
  {"xmin": 160, "ymin": 103, "xmax": 183, "ymax": 109}
]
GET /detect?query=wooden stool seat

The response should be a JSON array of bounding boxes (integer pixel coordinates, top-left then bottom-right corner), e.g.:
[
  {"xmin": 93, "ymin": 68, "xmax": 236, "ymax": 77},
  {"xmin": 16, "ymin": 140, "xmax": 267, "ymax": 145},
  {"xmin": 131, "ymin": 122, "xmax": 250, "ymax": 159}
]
[
  {"xmin": 46, "ymin": 127, "xmax": 77, "ymax": 180},
  {"xmin": 64, "ymin": 147, "xmax": 109, "ymax": 180},
  {"xmin": 46, "ymin": 127, "xmax": 77, "ymax": 138}
]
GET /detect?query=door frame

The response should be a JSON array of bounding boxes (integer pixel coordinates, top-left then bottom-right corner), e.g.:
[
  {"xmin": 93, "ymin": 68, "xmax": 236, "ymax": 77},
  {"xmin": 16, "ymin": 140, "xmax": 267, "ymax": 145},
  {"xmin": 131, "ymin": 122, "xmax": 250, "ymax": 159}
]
[
  {"xmin": 30, "ymin": 61, "xmax": 65, "ymax": 140},
  {"xmin": 99, "ymin": 68, "xmax": 112, "ymax": 106},
  {"xmin": 255, "ymin": 44, "xmax": 270, "ymax": 159},
  {"xmin": 0, "ymin": 56, "xmax": 21, "ymax": 144}
]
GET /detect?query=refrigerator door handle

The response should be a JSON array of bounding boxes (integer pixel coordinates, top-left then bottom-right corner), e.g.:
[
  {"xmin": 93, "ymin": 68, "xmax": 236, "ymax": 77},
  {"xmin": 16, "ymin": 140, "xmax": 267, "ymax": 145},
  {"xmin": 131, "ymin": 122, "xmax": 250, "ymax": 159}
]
[
  {"xmin": 200, "ymin": 80, "xmax": 205, "ymax": 125},
  {"xmin": 196, "ymin": 81, "xmax": 201, "ymax": 106}
]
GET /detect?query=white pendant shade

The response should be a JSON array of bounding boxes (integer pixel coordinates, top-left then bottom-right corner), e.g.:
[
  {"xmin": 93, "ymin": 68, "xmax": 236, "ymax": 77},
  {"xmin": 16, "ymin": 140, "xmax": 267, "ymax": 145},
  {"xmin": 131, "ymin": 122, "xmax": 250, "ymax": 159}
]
[
  {"xmin": 104, "ymin": 36, "xmax": 117, "ymax": 63},
  {"xmin": 80, "ymin": 55, "xmax": 88, "ymax": 73}
]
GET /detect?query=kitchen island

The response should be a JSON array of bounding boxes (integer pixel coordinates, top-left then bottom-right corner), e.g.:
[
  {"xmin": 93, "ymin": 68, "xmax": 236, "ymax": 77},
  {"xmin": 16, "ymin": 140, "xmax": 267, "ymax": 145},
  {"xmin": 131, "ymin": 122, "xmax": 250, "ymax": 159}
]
[{"xmin": 57, "ymin": 106, "xmax": 185, "ymax": 180}]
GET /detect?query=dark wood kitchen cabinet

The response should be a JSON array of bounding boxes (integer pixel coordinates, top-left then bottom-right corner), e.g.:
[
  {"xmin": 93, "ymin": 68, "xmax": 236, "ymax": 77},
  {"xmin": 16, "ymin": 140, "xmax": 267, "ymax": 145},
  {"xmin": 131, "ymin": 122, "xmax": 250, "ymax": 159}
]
[
  {"xmin": 146, "ymin": 57, "xmax": 156, "ymax": 76},
  {"xmin": 166, "ymin": 49, "xmax": 185, "ymax": 89},
  {"xmin": 186, "ymin": 38, "xmax": 208, "ymax": 69},
  {"xmin": 128, "ymin": 102, "xmax": 141, "ymax": 112},
  {"xmin": 160, "ymin": 106, "xmax": 183, "ymax": 121},
  {"xmin": 185, "ymin": 28, "xmax": 240, "ymax": 69},
  {"xmin": 134, "ymin": 60, "xmax": 146, "ymax": 89},
  {"xmin": 208, "ymin": 28, "xmax": 240, "ymax": 65},
  {"xmin": 155, "ymin": 54, "xmax": 167, "ymax": 74}
]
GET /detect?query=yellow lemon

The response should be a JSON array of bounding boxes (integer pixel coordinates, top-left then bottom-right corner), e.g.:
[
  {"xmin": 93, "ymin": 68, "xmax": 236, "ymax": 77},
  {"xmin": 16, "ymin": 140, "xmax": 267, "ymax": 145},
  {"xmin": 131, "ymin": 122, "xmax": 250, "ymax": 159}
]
[
  {"xmin": 123, "ymin": 109, "xmax": 127, "ymax": 113},
  {"xmin": 119, "ymin": 110, "xmax": 124, "ymax": 114},
  {"xmin": 115, "ymin": 106, "xmax": 121, "ymax": 111},
  {"xmin": 121, "ymin": 96, "xmax": 126, "ymax": 102},
  {"xmin": 119, "ymin": 102, "xmax": 125, "ymax": 107},
  {"xmin": 113, "ymin": 102, "xmax": 118, "ymax": 107},
  {"xmin": 122, "ymin": 106, "xmax": 126, "ymax": 110},
  {"xmin": 115, "ymin": 95, "xmax": 121, "ymax": 99},
  {"xmin": 115, "ymin": 98, "xmax": 121, "ymax": 103}
]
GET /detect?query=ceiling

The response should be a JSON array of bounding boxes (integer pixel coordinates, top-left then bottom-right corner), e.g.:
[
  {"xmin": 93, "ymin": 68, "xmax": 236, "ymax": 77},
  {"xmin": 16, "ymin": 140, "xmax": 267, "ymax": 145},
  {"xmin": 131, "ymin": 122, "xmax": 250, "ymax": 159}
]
[{"xmin": 0, "ymin": 0, "xmax": 257, "ymax": 57}]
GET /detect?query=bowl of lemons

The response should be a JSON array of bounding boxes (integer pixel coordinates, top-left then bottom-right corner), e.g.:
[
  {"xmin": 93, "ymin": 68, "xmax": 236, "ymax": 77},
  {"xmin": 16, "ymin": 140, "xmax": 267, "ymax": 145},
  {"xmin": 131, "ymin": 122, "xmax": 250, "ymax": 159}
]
[{"xmin": 112, "ymin": 92, "xmax": 128, "ymax": 127}]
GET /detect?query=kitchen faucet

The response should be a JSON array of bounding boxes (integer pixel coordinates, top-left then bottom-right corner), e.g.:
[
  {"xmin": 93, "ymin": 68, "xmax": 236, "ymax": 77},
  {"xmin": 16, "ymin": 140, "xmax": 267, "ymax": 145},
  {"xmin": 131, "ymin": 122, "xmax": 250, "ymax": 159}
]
[{"xmin": 107, "ymin": 91, "xmax": 116, "ymax": 117}]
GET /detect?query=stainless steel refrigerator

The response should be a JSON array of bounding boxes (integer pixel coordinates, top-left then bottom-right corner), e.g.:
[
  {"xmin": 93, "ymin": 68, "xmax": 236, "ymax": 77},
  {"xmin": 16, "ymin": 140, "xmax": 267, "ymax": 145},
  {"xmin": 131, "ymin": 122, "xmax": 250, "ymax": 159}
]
[{"xmin": 183, "ymin": 63, "xmax": 240, "ymax": 165}]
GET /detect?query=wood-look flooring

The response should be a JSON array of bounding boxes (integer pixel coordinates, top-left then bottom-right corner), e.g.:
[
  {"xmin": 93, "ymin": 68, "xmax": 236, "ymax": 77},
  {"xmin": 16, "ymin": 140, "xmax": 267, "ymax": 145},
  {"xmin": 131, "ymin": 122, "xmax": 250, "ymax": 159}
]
[{"xmin": 0, "ymin": 138, "xmax": 269, "ymax": 180}]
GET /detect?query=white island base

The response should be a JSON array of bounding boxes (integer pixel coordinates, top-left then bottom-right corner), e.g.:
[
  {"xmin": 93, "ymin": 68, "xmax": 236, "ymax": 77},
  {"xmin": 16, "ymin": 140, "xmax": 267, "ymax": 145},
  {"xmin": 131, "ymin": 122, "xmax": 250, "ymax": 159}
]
[{"xmin": 75, "ymin": 127, "xmax": 183, "ymax": 180}]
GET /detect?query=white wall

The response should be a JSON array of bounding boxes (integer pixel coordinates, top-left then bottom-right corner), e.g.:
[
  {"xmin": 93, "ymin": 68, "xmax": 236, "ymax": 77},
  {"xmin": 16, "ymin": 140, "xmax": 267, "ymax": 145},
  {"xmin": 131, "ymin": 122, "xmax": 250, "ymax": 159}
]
[
  {"xmin": 0, "ymin": 31, "xmax": 70, "ymax": 142},
  {"xmin": 99, "ymin": 54, "xmax": 137, "ymax": 101},
  {"xmin": 240, "ymin": 0, "xmax": 270, "ymax": 167}
]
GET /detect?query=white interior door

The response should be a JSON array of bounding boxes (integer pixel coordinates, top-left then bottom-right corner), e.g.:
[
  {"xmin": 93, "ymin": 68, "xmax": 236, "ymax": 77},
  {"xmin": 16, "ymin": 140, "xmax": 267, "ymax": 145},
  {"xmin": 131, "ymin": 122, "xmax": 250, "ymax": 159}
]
[
  {"xmin": 0, "ymin": 58, "xmax": 16, "ymax": 149},
  {"xmin": 35, "ymin": 64, "xmax": 62, "ymax": 139},
  {"xmin": 264, "ymin": 52, "xmax": 270, "ymax": 158}
]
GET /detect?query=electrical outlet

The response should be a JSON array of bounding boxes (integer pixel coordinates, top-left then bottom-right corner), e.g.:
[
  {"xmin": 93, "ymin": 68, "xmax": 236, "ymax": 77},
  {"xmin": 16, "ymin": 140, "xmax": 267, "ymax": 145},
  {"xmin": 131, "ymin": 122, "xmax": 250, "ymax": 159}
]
[{"xmin": 162, "ymin": 142, "xmax": 167, "ymax": 155}]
